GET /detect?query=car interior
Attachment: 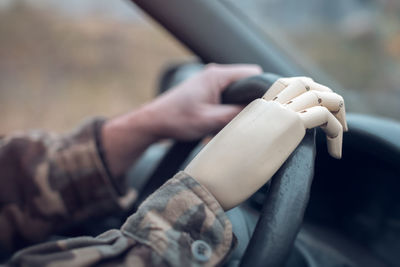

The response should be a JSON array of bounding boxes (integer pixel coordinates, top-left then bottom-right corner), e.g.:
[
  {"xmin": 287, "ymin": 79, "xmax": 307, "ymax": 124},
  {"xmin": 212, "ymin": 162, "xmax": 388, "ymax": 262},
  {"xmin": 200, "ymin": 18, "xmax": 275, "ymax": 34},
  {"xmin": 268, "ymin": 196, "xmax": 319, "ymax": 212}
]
[{"xmin": 3, "ymin": 1, "xmax": 399, "ymax": 266}]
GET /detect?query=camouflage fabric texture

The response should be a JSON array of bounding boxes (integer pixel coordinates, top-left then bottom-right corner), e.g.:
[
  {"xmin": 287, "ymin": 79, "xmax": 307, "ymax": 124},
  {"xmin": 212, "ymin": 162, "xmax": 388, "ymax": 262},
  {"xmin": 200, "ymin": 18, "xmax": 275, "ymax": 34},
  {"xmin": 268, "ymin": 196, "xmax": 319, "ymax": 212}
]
[{"xmin": 0, "ymin": 119, "xmax": 234, "ymax": 266}]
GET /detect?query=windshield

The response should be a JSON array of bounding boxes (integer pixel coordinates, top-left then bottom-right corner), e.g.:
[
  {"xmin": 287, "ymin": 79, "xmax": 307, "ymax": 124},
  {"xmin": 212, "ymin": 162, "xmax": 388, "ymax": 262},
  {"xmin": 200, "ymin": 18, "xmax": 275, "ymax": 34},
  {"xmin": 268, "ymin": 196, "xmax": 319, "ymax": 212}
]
[{"xmin": 226, "ymin": 0, "xmax": 400, "ymax": 121}]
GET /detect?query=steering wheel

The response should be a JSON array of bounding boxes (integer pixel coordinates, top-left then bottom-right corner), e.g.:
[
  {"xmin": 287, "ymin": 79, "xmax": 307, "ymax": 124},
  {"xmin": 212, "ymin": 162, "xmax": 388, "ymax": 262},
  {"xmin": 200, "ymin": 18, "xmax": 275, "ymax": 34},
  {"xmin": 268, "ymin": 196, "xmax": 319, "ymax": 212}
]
[{"xmin": 133, "ymin": 73, "xmax": 317, "ymax": 267}]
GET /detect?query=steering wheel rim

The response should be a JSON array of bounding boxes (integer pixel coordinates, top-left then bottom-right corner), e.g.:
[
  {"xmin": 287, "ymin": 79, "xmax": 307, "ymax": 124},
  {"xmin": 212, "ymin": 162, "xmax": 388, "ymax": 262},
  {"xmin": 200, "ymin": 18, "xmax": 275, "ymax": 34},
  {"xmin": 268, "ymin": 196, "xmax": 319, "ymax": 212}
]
[
  {"xmin": 239, "ymin": 130, "xmax": 315, "ymax": 267},
  {"xmin": 134, "ymin": 73, "xmax": 317, "ymax": 267}
]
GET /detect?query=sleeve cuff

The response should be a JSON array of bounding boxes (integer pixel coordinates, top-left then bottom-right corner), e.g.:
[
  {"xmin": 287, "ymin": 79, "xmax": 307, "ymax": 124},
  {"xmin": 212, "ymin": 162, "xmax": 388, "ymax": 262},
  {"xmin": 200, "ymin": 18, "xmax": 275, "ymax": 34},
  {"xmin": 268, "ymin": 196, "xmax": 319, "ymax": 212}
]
[
  {"xmin": 121, "ymin": 171, "xmax": 234, "ymax": 266},
  {"xmin": 51, "ymin": 118, "xmax": 136, "ymax": 220}
]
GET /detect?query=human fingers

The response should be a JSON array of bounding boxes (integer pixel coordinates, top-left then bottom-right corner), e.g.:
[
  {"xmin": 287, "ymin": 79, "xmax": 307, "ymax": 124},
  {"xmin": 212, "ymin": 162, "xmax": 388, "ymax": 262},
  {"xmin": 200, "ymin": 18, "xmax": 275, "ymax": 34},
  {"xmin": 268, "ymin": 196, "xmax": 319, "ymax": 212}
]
[
  {"xmin": 202, "ymin": 104, "xmax": 244, "ymax": 131},
  {"xmin": 202, "ymin": 63, "xmax": 263, "ymax": 92}
]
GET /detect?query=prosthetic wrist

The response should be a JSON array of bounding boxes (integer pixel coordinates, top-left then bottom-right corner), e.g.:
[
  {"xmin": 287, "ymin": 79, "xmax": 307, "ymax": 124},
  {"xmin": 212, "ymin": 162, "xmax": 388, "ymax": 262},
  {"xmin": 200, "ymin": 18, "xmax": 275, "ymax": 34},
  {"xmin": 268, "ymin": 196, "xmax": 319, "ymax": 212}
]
[{"xmin": 185, "ymin": 77, "xmax": 347, "ymax": 210}]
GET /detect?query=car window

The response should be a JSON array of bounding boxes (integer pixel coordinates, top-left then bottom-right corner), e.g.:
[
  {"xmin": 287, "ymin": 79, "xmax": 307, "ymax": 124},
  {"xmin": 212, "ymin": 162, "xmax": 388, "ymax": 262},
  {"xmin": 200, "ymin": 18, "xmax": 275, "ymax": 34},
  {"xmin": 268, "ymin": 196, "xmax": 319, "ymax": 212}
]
[
  {"xmin": 225, "ymin": 0, "xmax": 400, "ymax": 121},
  {"xmin": 0, "ymin": 0, "xmax": 191, "ymax": 134}
]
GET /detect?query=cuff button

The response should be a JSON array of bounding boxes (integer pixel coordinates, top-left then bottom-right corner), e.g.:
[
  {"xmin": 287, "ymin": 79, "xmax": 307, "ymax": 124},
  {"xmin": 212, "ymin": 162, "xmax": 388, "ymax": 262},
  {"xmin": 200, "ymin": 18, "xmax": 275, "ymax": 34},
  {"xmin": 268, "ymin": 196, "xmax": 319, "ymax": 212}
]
[{"xmin": 191, "ymin": 240, "xmax": 212, "ymax": 262}]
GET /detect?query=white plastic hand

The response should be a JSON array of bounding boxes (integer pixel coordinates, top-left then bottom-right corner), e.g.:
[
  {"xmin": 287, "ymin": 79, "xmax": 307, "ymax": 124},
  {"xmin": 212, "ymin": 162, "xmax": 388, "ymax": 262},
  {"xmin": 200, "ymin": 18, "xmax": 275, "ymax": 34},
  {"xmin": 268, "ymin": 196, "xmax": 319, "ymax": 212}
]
[
  {"xmin": 185, "ymin": 77, "xmax": 347, "ymax": 210},
  {"xmin": 263, "ymin": 76, "xmax": 347, "ymax": 157}
]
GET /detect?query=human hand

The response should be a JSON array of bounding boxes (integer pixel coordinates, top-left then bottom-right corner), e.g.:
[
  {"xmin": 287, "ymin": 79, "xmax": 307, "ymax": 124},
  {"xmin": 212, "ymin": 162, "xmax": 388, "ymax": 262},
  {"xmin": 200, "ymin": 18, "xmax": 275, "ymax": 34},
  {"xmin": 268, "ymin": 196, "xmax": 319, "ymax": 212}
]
[
  {"xmin": 185, "ymin": 77, "xmax": 347, "ymax": 210},
  {"xmin": 101, "ymin": 64, "xmax": 261, "ymax": 177},
  {"xmin": 145, "ymin": 63, "xmax": 263, "ymax": 140}
]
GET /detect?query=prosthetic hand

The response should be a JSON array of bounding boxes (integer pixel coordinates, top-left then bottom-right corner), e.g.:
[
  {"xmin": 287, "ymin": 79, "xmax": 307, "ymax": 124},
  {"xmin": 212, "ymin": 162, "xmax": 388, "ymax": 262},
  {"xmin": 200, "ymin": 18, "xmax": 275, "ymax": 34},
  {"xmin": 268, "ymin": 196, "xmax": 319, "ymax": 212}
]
[{"xmin": 185, "ymin": 77, "xmax": 347, "ymax": 210}]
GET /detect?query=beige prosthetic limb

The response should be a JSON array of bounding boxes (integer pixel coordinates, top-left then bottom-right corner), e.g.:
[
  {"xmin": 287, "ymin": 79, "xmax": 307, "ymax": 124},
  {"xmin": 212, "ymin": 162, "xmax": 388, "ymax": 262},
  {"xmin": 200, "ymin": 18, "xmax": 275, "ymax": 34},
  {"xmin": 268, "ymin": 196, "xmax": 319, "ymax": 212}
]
[{"xmin": 185, "ymin": 77, "xmax": 347, "ymax": 210}]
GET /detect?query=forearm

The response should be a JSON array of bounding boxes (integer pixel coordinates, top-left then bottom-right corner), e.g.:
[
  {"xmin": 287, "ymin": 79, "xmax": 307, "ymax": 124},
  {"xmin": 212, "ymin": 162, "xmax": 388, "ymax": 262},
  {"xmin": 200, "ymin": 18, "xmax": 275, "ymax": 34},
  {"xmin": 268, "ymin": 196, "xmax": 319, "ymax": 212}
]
[
  {"xmin": 101, "ymin": 102, "xmax": 166, "ymax": 178},
  {"xmin": 8, "ymin": 172, "xmax": 234, "ymax": 267},
  {"xmin": 0, "ymin": 119, "xmax": 136, "ymax": 253}
]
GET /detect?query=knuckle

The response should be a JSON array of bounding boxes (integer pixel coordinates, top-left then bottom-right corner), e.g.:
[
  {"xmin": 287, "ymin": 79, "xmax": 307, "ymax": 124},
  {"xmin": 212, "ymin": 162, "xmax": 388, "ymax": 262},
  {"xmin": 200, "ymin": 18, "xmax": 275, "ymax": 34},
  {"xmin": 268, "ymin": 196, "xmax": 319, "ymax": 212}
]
[
  {"xmin": 310, "ymin": 90, "xmax": 320, "ymax": 98},
  {"xmin": 276, "ymin": 77, "xmax": 288, "ymax": 85},
  {"xmin": 323, "ymin": 85, "xmax": 333, "ymax": 92},
  {"xmin": 317, "ymin": 105, "xmax": 329, "ymax": 114},
  {"xmin": 336, "ymin": 93, "xmax": 344, "ymax": 101},
  {"xmin": 296, "ymin": 77, "xmax": 309, "ymax": 87},
  {"xmin": 299, "ymin": 76, "xmax": 314, "ymax": 83},
  {"xmin": 330, "ymin": 92, "xmax": 345, "ymax": 103}
]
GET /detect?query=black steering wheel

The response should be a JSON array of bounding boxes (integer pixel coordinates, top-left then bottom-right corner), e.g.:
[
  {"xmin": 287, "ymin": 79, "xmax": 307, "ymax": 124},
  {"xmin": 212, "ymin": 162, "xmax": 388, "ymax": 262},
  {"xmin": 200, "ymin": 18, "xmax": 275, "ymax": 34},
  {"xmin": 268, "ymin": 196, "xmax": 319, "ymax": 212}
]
[{"xmin": 134, "ymin": 73, "xmax": 317, "ymax": 267}]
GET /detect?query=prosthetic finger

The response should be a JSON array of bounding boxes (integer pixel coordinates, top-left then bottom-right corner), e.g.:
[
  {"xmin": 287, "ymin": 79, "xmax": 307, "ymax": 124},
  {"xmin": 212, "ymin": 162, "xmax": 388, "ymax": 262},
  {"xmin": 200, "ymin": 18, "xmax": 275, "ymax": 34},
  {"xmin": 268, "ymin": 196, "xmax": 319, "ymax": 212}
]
[
  {"xmin": 263, "ymin": 76, "xmax": 325, "ymax": 101},
  {"xmin": 284, "ymin": 91, "xmax": 348, "ymax": 131},
  {"xmin": 332, "ymin": 105, "xmax": 348, "ymax": 132},
  {"xmin": 299, "ymin": 106, "xmax": 343, "ymax": 159},
  {"xmin": 284, "ymin": 76, "xmax": 314, "ymax": 87},
  {"xmin": 267, "ymin": 79, "xmax": 310, "ymax": 104},
  {"xmin": 308, "ymin": 81, "xmax": 332, "ymax": 93},
  {"xmin": 266, "ymin": 79, "xmax": 330, "ymax": 104},
  {"xmin": 262, "ymin": 79, "xmax": 287, "ymax": 101},
  {"xmin": 263, "ymin": 76, "xmax": 314, "ymax": 101},
  {"xmin": 292, "ymin": 79, "xmax": 332, "ymax": 94}
]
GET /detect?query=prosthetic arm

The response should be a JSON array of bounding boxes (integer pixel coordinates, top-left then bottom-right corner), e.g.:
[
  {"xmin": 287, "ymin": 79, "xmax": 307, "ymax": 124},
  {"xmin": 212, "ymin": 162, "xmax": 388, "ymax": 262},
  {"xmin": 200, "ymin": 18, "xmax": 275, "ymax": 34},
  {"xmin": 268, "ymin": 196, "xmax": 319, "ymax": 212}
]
[{"xmin": 185, "ymin": 77, "xmax": 347, "ymax": 210}]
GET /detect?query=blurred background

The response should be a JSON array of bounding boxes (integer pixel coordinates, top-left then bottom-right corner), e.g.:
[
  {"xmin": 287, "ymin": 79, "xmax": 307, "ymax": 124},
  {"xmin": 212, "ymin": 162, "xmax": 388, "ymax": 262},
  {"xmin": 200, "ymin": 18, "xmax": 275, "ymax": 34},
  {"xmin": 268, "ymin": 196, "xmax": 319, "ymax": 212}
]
[
  {"xmin": 229, "ymin": 0, "xmax": 400, "ymax": 120},
  {"xmin": 0, "ymin": 0, "xmax": 399, "ymax": 134},
  {"xmin": 0, "ymin": 0, "xmax": 191, "ymax": 134}
]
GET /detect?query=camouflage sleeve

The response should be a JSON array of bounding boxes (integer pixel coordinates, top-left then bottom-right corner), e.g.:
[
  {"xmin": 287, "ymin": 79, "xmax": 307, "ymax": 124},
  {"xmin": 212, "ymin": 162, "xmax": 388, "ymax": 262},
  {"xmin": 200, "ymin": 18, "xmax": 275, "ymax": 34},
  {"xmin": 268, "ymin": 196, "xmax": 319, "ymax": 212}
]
[
  {"xmin": 8, "ymin": 172, "xmax": 235, "ymax": 267},
  {"xmin": 0, "ymin": 118, "xmax": 136, "ymax": 253}
]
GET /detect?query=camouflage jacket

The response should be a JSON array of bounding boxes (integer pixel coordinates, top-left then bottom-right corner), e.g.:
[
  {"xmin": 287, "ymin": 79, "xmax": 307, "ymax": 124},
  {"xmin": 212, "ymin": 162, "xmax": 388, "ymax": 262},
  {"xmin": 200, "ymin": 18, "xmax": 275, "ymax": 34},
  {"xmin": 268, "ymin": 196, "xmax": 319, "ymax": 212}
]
[{"xmin": 0, "ymin": 119, "xmax": 234, "ymax": 266}]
